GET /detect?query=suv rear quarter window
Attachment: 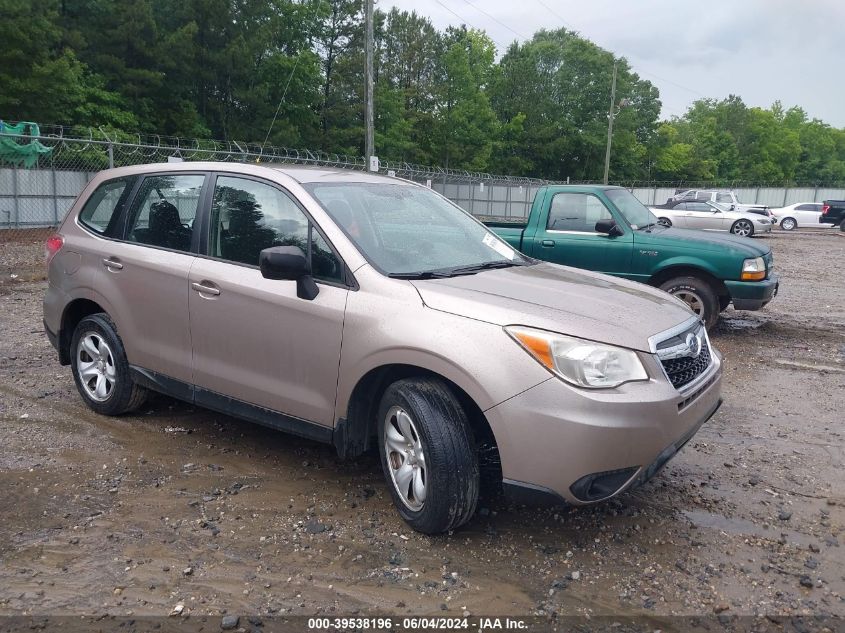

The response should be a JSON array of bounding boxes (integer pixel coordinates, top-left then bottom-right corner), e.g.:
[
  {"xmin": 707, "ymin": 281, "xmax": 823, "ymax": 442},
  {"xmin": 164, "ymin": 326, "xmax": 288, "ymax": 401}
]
[{"xmin": 77, "ymin": 177, "xmax": 135, "ymax": 236}]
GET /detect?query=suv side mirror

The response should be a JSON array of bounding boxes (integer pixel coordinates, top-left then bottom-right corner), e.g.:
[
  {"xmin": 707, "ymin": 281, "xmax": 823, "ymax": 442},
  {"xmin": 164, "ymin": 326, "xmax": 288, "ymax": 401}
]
[
  {"xmin": 259, "ymin": 246, "xmax": 319, "ymax": 300},
  {"xmin": 595, "ymin": 219, "xmax": 623, "ymax": 237}
]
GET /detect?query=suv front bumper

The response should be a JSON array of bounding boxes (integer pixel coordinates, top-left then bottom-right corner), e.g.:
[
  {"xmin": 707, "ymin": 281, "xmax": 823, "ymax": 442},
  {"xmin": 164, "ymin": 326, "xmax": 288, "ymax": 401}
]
[{"xmin": 486, "ymin": 351, "xmax": 723, "ymax": 506}]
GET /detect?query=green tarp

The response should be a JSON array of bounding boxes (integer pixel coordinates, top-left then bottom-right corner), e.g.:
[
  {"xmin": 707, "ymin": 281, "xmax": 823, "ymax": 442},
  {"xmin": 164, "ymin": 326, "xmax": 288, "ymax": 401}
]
[{"xmin": 0, "ymin": 121, "xmax": 53, "ymax": 168}]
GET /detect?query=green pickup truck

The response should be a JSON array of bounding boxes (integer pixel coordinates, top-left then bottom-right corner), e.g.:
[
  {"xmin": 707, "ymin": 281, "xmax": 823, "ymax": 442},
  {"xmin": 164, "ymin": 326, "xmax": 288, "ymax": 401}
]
[{"xmin": 486, "ymin": 185, "xmax": 778, "ymax": 328}]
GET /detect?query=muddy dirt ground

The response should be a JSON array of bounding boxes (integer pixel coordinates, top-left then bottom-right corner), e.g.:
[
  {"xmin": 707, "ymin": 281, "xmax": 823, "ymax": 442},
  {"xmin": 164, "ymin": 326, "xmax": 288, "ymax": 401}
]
[{"xmin": 0, "ymin": 228, "xmax": 843, "ymax": 621}]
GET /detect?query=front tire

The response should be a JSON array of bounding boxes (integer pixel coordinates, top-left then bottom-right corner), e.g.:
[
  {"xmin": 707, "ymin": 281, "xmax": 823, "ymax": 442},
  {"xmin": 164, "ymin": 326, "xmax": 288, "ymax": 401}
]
[
  {"xmin": 657, "ymin": 217, "xmax": 672, "ymax": 227},
  {"xmin": 70, "ymin": 313, "xmax": 147, "ymax": 416},
  {"xmin": 659, "ymin": 276, "xmax": 720, "ymax": 330},
  {"xmin": 377, "ymin": 378, "xmax": 479, "ymax": 534},
  {"xmin": 731, "ymin": 219, "xmax": 754, "ymax": 237},
  {"xmin": 779, "ymin": 217, "xmax": 797, "ymax": 231}
]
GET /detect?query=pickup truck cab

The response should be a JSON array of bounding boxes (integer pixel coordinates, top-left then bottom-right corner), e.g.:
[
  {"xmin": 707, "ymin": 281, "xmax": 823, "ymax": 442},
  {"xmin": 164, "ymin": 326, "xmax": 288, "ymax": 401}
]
[
  {"xmin": 487, "ymin": 185, "xmax": 778, "ymax": 328},
  {"xmin": 44, "ymin": 164, "xmax": 723, "ymax": 534}
]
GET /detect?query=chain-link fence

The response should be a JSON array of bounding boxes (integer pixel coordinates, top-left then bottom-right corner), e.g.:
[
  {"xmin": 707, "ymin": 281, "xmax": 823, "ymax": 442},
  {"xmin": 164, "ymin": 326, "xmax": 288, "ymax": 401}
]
[{"xmin": 3, "ymin": 122, "xmax": 845, "ymax": 246}]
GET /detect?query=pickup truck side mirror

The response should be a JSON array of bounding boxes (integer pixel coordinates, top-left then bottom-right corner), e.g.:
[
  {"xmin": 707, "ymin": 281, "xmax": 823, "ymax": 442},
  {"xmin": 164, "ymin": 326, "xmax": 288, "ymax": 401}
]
[
  {"xmin": 595, "ymin": 219, "xmax": 624, "ymax": 237},
  {"xmin": 259, "ymin": 245, "xmax": 319, "ymax": 300}
]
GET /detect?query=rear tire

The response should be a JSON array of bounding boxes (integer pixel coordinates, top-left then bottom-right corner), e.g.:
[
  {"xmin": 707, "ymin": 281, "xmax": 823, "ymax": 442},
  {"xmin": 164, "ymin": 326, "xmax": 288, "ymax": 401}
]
[
  {"xmin": 779, "ymin": 217, "xmax": 797, "ymax": 231},
  {"xmin": 659, "ymin": 276, "xmax": 719, "ymax": 330},
  {"xmin": 730, "ymin": 219, "xmax": 754, "ymax": 237},
  {"xmin": 70, "ymin": 313, "xmax": 148, "ymax": 416},
  {"xmin": 377, "ymin": 378, "xmax": 479, "ymax": 534}
]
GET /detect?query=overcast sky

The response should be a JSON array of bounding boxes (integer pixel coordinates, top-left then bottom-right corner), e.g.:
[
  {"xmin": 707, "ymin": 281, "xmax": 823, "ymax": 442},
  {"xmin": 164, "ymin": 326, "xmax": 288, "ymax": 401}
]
[{"xmin": 381, "ymin": 0, "xmax": 844, "ymax": 127}]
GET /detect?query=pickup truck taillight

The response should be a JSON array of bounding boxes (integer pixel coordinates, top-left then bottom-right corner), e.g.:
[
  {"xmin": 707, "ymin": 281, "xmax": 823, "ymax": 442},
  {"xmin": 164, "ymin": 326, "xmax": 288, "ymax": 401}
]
[
  {"xmin": 45, "ymin": 234, "xmax": 64, "ymax": 265},
  {"xmin": 822, "ymin": 204, "xmax": 830, "ymax": 216}
]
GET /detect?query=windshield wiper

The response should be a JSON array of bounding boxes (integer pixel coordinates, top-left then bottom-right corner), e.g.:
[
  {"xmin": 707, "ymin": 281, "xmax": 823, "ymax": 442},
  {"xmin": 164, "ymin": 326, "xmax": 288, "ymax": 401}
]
[
  {"xmin": 388, "ymin": 261, "xmax": 521, "ymax": 280},
  {"xmin": 445, "ymin": 261, "xmax": 523, "ymax": 276},
  {"xmin": 387, "ymin": 270, "xmax": 454, "ymax": 280}
]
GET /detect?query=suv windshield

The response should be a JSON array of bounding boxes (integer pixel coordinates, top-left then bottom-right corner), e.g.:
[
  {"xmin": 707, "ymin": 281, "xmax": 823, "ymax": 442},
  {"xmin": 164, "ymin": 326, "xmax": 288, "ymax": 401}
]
[
  {"xmin": 304, "ymin": 182, "xmax": 530, "ymax": 277},
  {"xmin": 605, "ymin": 189, "xmax": 658, "ymax": 229}
]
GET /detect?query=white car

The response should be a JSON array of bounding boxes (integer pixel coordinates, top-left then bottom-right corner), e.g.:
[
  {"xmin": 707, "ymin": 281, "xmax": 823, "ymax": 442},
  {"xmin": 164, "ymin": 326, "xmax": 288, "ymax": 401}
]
[
  {"xmin": 650, "ymin": 200, "xmax": 773, "ymax": 237},
  {"xmin": 772, "ymin": 202, "xmax": 828, "ymax": 231},
  {"xmin": 669, "ymin": 189, "xmax": 769, "ymax": 215}
]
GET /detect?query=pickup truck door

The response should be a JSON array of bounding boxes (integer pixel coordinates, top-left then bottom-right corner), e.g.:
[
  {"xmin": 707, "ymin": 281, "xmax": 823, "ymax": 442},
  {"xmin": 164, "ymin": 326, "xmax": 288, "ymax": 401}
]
[
  {"xmin": 531, "ymin": 192, "xmax": 633, "ymax": 274},
  {"xmin": 188, "ymin": 174, "xmax": 348, "ymax": 427}
]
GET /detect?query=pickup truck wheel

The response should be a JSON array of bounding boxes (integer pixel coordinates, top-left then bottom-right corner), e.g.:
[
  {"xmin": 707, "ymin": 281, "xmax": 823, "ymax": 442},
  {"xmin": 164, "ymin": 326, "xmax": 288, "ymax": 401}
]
[
  {"xmin": 730, "ymin": 219, "xmax": 754, "ymax": 237},
  {"xmin": 779, "ymin": 217, "xmax": 797, "ymax": 231},
  {"xmin": 657, "ymin": 217, "xmax": 672, "ymax": 227},
  {"xmin": 377, "ymin": 378, "xmax": 479, "ymax": 534},
  {"xmin": 70, "ymin": 314, "xmax": 148, "ymax": 416},
  {"xmin": 659, "ymin": 277, "xmax": 719, "ymax": 329}
]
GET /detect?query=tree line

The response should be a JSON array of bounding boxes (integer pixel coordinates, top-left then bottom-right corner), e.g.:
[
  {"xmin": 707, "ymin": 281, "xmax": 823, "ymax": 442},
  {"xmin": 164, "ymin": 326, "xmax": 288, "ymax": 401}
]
[{"xmin": 2, "ymin": 0, "xmax": 844, "ymax": 183}]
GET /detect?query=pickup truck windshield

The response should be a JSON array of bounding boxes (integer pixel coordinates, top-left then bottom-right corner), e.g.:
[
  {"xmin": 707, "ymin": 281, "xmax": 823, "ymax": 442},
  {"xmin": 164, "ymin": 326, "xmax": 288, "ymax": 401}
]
[
  {"xmin": 304, "ymin": 182, "xmax": 529, "ymax": 277},
  {"xmin": 605, "ymin": 189, "xmax": 658, "ymax": 229}
]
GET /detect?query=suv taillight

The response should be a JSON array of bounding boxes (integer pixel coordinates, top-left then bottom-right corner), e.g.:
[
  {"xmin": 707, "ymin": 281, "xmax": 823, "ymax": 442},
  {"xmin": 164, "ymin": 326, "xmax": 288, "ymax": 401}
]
[
  {"xmin": 45, "ymin": 234, "xmax": 64, "ymax": 265},
  {"xmin": 822, "ymin": 204, "xmax": 830, "ymax": 215}
]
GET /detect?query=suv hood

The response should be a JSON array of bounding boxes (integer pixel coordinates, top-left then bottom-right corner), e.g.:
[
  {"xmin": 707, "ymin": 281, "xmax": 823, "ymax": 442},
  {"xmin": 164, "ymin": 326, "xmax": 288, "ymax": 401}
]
[
  {"xmin": 411, "ymin": 263, "xmax": 694, "ymax": 352},
  {"xmin": 636, "ymin": 226, "xmax": 771, "ymax": 257}
]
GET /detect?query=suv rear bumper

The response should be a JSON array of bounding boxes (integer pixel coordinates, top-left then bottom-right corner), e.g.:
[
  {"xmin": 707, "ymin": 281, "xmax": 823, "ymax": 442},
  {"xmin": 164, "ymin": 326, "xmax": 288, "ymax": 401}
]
[{"xmin": 725, "ymin": 273, "xmax": 779, "ymax": 311}]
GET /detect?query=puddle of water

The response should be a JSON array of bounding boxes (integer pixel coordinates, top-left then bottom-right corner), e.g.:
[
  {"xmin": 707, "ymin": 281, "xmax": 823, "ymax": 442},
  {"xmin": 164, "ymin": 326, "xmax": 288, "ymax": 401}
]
[{"xmin": 683, "ymin": 509, "xmax": 813, "ymax": 547}]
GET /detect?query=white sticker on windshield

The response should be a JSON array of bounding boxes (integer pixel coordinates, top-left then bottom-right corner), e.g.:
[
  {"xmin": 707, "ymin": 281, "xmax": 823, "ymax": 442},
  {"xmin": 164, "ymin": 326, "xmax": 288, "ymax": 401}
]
[{"xmin": 482, "ymin": 232, "xmax": 516, "ymax": 260}]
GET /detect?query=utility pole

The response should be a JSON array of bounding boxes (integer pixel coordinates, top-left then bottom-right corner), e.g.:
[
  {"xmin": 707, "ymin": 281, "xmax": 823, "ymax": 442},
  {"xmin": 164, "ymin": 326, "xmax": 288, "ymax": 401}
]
[
  {"xmin": 603, "ymin": 61, "xmax": 618, "ymax": 185},
  {"xmin": 364, "ymin": 0, "xmax": 375, "ymax": 170}
]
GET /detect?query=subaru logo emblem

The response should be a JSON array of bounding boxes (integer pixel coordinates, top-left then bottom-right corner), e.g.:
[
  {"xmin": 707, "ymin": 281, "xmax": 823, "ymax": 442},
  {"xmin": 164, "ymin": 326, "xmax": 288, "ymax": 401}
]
[{"xmin": 685, "ymin": 332, "xmax": 702, "ymax": 358}]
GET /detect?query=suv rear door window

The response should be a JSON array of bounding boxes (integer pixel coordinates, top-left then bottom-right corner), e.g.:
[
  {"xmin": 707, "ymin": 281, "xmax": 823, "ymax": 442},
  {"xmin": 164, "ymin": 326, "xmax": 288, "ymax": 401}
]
[
  {"xmin": 78, "ymin": 177, "xmax": 134, "ymax": 236},
  {"xmin": 209, "ymin": 176, "xmax": 343, "ymax": 283},
  {"xmin": 125, "ymin": 174, "xmax": 205, "ymax": 252}
]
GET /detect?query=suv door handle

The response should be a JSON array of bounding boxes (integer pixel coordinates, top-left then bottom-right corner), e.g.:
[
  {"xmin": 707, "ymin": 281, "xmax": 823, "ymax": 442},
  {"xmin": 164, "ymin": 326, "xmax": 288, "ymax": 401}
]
[
  {"xmin": 191, "ymin": 281, "xmax": 220, "ymax": 296},
  {"xmin": 541, "ymin": 239, "xmax": 555, "ymax": 247},
  {"xmin": 102, "ymin": 257, "xmax": 123, "ymax": 270}
]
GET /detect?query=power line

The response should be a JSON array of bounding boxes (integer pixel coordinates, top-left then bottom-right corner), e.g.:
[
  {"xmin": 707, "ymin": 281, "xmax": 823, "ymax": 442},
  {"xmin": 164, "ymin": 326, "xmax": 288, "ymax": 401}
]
[
  {"xmin": 432, "ymin": 0, "xmax": 513, "ymax": 50},
  {"xmin": 534, "ymin": 0, "xmax": 707, "ymax": 98},
  {"xmin": 460, "ymin": 0, "xmax": 529, "ymax": 41}
]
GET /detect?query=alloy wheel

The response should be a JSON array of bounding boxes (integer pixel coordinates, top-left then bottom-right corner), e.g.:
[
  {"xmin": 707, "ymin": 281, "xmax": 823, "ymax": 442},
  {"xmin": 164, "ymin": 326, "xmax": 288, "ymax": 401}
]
[
  {"xmin": 76, "ymin": 333, "xmax": 116, "ymax": 402},
  {"xmin": 383, "ymin": 405, "xmax": 427, "ymax": 511},
  {"xmin": 732, "ymin": 220, "xmax": 753, "ymax": 236}
]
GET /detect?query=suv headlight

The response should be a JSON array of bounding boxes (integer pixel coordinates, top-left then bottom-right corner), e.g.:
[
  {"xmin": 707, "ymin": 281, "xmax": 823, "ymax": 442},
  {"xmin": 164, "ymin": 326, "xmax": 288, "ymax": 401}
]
[
  {"xmin": 741, "ymin": 256, "xmax": 766, "ymax": 280},
  {"xmin": 506, "ymin": 326, "xmax": 648, "ymax": 389}
]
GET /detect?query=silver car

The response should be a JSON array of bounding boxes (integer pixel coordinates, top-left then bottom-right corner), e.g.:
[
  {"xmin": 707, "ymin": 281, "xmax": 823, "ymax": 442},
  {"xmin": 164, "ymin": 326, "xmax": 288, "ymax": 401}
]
[
  {"xmin": 44, "ymin": 162, "xmax": 723, "ymax": 534},
  {"xmin": 651, "ymin": 200, "xmax": 773, "ymax": 237}
]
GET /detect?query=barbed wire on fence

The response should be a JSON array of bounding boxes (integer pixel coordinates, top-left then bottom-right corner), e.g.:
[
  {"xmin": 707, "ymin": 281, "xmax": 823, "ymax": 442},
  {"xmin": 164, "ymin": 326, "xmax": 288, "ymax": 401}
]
[{"xmin": 2, "ymin": 120, "xmax": 845, "ymax": 234}]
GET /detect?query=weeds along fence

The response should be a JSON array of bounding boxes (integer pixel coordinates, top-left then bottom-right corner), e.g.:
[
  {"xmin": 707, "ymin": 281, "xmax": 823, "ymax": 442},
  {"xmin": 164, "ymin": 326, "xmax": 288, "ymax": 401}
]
[{"xmin": 2, "ymin": 125, "xmax": 845, "ymax": 241}]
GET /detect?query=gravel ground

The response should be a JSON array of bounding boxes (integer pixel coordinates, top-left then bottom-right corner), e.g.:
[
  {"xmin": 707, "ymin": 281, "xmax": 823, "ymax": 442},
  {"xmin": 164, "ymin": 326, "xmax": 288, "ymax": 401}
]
[{"xmin": 0, "ymin": 228, "xmax": 843, "ymax": 621}]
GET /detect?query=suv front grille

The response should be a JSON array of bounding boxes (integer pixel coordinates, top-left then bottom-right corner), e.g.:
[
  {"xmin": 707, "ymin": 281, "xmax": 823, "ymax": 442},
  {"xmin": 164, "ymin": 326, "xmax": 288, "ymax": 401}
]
[
  {"xmin": 661, "ymin": 343, "xmax": 711, "ymax": 389},
  {"xmin": 651, "ymin": 321, "xmax": 713, "ymax": 391}
]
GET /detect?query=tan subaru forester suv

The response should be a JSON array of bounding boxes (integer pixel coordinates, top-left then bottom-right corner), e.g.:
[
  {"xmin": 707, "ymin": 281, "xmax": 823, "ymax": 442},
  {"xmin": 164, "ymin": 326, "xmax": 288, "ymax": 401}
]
[{"xmin": 44, "ymin": 162, "xmax": 722, "ymax": 534}]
